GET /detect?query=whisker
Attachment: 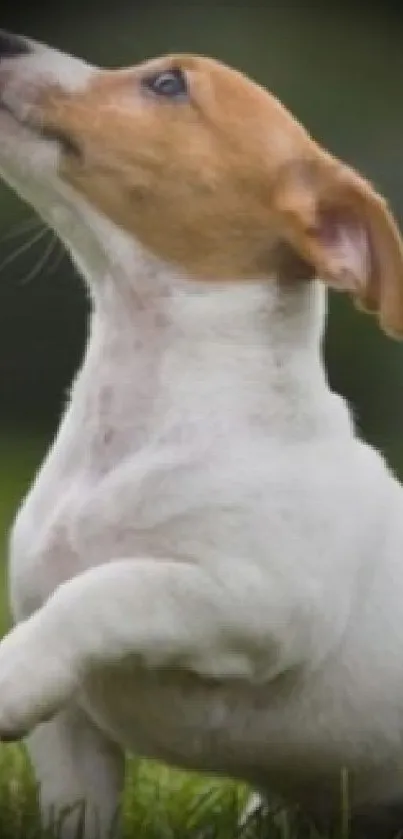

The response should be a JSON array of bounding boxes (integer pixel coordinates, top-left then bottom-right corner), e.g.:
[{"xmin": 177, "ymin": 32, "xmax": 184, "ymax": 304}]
[
  {"xmin": 20, "ymin": 232, "xmax": 60, "ymax": 286},
  {"xmin": 47, "ymin": 238, "xmax": 66, "ymax": 277},
  {"xmin": 0, "ymin": 215, "xmax": 42, "ymax": 246},
  {"xmin": 0, "ymin": 225, "xmax": 50, "ymax": 275}
]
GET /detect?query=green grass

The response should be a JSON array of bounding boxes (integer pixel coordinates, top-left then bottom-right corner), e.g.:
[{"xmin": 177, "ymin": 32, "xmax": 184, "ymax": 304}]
[{"xmin": 0, "ymin": 434, "xmax": 368, "ymax": 838}]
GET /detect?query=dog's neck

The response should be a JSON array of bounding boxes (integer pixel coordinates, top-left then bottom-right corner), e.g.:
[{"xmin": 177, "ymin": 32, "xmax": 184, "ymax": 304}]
[
  {"xmin": 62, "ymin": 217, "xmax": 351, "ymax": 458},
  {"xmin": 42, "ymin": 201, "xmax": 351, "ymax": 482}
]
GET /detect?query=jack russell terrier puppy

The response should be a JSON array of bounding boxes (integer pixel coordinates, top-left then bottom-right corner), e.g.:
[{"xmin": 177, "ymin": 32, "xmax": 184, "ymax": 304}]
[{"xmin": 1, "ymin": 29, "xmax": 403, "ymax": 839}]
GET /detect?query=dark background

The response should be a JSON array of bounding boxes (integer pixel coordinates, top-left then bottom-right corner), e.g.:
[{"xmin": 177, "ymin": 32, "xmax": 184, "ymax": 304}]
[{"xmin": 1, "ymin": 2, "xmax": 403, "ymax": 472}]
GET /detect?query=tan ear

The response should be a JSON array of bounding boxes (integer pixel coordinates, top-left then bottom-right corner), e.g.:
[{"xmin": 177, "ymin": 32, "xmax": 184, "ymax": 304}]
[{"xmin": 273, "ymin": 152, "xmax": 403, "ymax": 338}]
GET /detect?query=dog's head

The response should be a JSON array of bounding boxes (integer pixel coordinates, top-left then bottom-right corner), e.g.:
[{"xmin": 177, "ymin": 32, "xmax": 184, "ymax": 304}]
[{"xmin": 0, "ymin": 30, "xmax": 402, "ymax": 335}]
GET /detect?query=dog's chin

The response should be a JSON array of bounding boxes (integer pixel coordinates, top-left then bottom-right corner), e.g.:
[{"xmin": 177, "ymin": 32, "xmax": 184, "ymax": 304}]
[
  {"xmin": 0, "ymin": 98, "xmax": 34, "ymax": 147},
  {"xmin": 0, "ymin": 100, "xmax": 81, "ymax": 163},
  {"xmin": 0, "ymin": 114, "xmax": 63, "ymax": 217},
  {"xmin": 0, "ymin": 99, "xmax": 72, "ymax": 186}
]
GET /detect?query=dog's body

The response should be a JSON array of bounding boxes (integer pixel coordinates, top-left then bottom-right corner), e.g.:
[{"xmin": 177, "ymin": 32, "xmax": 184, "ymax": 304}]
[{"xmin": 1, "ymin": 30, "xmax": 403, "ymax": 838}]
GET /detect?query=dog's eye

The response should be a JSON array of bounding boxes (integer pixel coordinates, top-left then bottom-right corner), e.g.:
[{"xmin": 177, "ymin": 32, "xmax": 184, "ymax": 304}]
[{"xmin": 142, "ymin": 67, "xmax": 188, "ymax": 100}]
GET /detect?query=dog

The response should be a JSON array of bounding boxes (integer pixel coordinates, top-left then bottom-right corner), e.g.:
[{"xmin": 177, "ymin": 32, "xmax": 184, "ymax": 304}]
[{"xmin": 1, "ymin": 29, "xmax": 403, "ymax": 839}]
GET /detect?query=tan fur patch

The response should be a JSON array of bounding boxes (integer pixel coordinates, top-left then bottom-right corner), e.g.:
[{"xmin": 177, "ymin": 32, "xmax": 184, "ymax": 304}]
[{"xmin": 38, "ymin": 54, "xmax": 403, "ymax": 337}]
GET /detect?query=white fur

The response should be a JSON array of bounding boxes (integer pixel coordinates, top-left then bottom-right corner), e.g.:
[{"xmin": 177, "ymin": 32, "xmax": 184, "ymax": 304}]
[{"xmin": 1, "ymin": 35, "xmax": 403, "ymax": 838}]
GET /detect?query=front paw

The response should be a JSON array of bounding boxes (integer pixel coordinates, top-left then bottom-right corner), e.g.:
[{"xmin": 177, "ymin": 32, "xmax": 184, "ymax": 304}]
[{"xmin": 0, "ymin": 617, "xmax": 77, "ymax": 741}]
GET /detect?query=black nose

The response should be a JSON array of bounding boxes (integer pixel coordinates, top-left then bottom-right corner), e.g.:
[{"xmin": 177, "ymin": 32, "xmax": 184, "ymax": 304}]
[{"xmin": 0, "ymin": 30, "xmax": 30, "ymax": 60}]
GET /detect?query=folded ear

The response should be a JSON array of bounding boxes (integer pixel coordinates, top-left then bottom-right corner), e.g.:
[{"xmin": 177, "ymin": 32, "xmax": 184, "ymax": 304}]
[{"xmin": 273, "ymin": 151, "xmax": 403, "ymax": 338}]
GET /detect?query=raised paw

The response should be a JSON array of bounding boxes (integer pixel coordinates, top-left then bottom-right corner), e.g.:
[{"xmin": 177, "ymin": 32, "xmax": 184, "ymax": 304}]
[{"xmin": 0, "ymin": 615, "xmax": 77, "ymax": 740}]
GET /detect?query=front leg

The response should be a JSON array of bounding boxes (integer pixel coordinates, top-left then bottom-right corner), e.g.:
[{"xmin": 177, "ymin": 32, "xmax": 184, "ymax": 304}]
[
  {"xmin": 0, "ymin": 610, "xmax": 79, "ymax": 740},
  {"xmin": 0, "ymin": 557, "xmax": 276, "ymax": 740},
  {"xmin": 26, "ymin": 704, "xmax": 124, "ymax": 839}
]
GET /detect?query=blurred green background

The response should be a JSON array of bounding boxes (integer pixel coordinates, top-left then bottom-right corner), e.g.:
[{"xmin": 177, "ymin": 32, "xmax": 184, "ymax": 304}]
[{"xmin": 1, "ymin": 2, "xmax": 403, "ymax": 619}]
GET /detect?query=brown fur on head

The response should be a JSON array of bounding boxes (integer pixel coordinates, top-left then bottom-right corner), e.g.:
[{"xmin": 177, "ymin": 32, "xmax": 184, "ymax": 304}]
[{"xmin": 38, "ymin": 53, "xmax": 403, "ymax": 337}]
